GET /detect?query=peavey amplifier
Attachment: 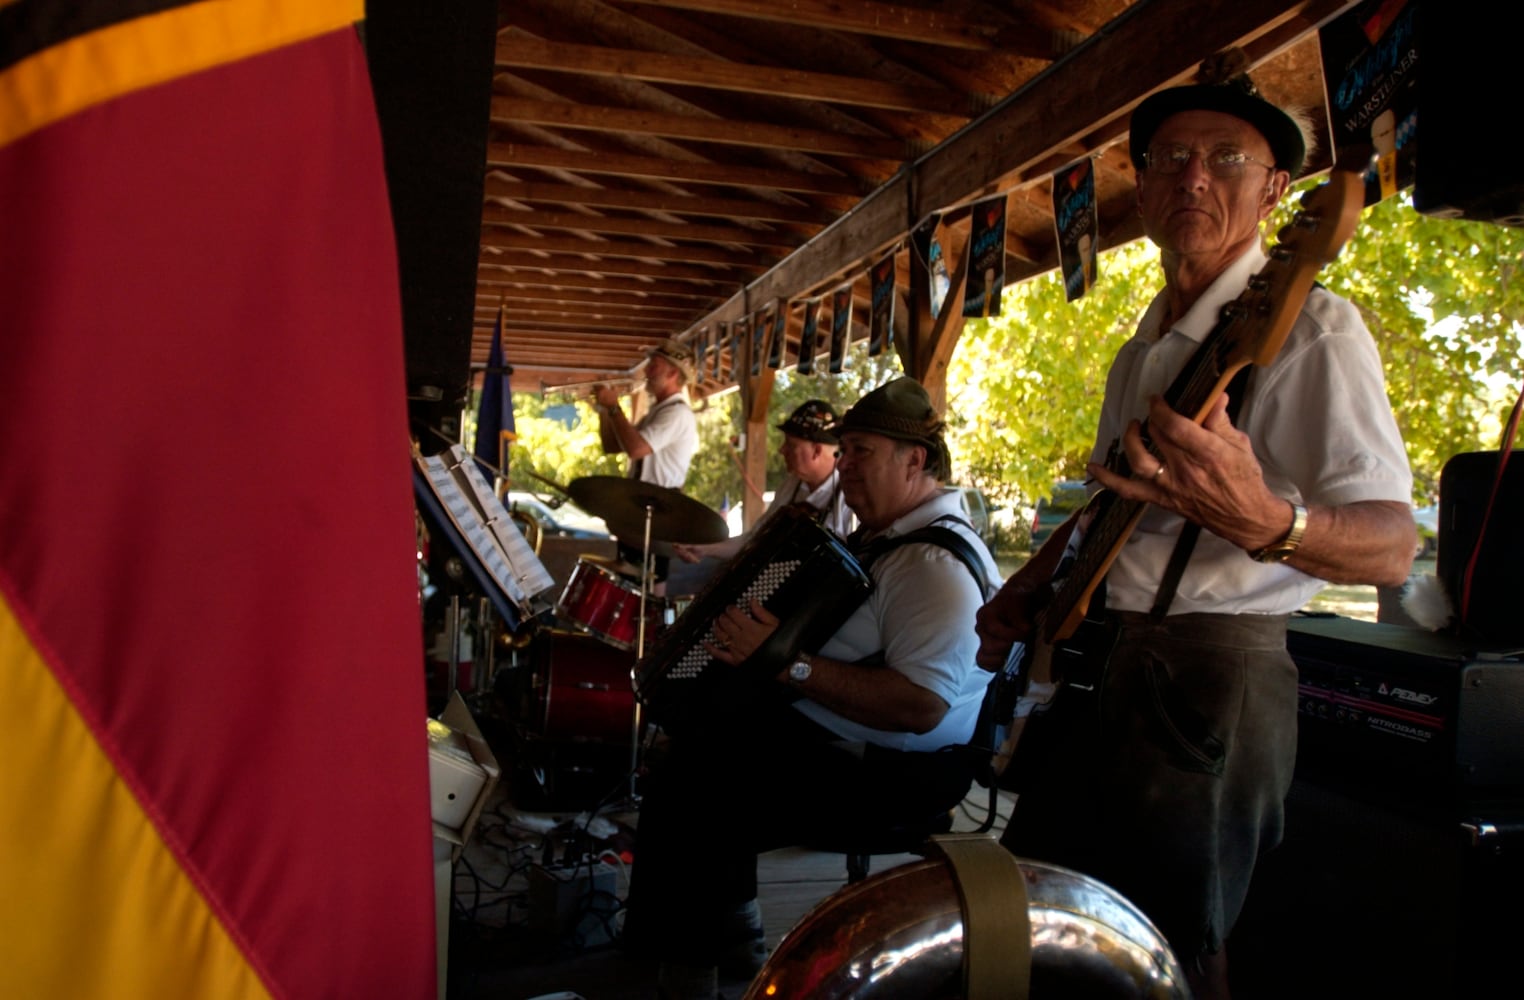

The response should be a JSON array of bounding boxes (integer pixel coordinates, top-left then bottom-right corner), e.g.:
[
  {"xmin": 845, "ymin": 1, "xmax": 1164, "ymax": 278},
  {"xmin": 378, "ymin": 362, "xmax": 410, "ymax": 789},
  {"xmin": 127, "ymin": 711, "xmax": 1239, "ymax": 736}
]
[
  {"xmin": 1233, "ymin": 613, "xmax": 1524, "ymax": 995},
  {"xmin": 1288, "ymin": 613, "xmax": 1524, "ymax": 799}
]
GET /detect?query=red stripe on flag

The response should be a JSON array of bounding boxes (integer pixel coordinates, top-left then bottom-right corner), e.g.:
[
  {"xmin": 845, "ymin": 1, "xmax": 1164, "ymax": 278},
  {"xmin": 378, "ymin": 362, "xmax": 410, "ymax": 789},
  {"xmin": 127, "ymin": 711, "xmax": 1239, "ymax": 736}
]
[{"xmin": 0, "ymin": 29, "xmax": 434, "ymax": 999}]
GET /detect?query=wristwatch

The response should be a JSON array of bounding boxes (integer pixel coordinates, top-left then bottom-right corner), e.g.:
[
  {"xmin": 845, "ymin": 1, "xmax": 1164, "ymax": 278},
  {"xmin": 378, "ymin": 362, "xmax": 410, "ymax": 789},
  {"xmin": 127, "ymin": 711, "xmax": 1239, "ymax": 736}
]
[
  {"xmin": 787, "ymin": 653, "xmax": 813, "ymax": 685},
  {"xmin": 1249, "ymin": 501, "xmax": 1308, "ymax": 563}
]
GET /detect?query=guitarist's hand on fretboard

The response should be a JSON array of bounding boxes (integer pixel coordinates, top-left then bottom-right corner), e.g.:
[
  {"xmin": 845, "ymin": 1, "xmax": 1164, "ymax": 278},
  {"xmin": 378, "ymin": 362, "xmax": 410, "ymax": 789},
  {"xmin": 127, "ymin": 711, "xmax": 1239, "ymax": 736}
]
[{"xmin": 1087, "ymin": 392, "xmax": 1292, "ymax": 554}]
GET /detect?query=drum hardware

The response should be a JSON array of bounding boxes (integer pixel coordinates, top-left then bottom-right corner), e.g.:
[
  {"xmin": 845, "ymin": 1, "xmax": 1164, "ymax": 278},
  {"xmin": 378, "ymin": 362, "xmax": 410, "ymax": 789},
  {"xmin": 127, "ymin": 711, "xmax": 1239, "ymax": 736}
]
[{"xmin": 549, "ymin": 475, "xmax": 728, "ymax": 803}]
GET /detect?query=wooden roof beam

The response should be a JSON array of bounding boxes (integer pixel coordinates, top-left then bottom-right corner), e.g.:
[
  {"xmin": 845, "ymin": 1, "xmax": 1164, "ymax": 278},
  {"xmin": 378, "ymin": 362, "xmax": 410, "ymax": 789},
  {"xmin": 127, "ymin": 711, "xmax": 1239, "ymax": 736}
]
[
  {"xmin": 615, "ymin": 0, "xmax": 1056, "ymax": 55},
  {"xmin": 481, "ymin": 205, "xmax": 810, "ymax": 247},
  {"xmin": 487, "ymin": 142, "xmax": 864, "ymax": 198},
  {"xmin": 483, "ymin": 177, "xmax": 836, "ymax": 226},
  {"xmin": 490, "ymin": 97, "xmax": 908, "ymax": 160},
  {"xmin": 496, "ymin": 35, "xmax": 974, "ymax": 116}
]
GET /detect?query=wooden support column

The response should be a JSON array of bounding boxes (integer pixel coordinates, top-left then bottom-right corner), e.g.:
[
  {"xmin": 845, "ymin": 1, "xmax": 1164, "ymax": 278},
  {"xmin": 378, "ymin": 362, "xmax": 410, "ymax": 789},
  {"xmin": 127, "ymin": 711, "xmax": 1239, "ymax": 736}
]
[{"xmin": 739, "ymin": 326, "xmax": 776, "ymax": 531}]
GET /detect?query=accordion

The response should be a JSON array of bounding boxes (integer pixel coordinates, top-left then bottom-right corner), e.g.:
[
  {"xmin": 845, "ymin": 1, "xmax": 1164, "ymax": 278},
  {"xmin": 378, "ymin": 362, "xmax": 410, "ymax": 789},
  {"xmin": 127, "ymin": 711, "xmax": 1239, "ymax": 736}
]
[{"xmin": 633, "ymin": 504, "xmax": 872, "ymax": 731}]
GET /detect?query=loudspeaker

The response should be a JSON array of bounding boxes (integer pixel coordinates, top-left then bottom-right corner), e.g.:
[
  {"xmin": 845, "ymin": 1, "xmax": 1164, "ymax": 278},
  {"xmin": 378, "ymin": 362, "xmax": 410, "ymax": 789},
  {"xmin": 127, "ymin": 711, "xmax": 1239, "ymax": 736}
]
[{"xmin": 1413, "ymin": 5, "xmax": 1524, "ymax": 225}]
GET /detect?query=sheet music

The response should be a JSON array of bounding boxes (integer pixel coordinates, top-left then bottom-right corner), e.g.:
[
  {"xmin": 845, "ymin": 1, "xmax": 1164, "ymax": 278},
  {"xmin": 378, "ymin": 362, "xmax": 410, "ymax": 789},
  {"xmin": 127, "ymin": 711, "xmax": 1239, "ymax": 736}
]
[
  {"xmin": 443, "ymin": 446, "xmax": 557, "ymax": 600},
  {"xmin": 416, "ymin": 447, "xmax": 555, "ymax": 614}
]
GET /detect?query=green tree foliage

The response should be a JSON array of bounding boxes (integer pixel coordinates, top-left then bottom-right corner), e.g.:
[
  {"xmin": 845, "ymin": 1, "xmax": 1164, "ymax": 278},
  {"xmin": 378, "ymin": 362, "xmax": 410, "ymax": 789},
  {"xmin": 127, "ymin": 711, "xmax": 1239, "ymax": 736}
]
[
  {"xmin": 495, "ymin": 394, "xmax": 620, "ymax": 497},
  {"xmin": 1295, "ymin": 189, "xmax": 1524, "ymax": 499},
  {"xmin": 947, "ymin": 241, "xmax": 1159, "ymax": 510}
]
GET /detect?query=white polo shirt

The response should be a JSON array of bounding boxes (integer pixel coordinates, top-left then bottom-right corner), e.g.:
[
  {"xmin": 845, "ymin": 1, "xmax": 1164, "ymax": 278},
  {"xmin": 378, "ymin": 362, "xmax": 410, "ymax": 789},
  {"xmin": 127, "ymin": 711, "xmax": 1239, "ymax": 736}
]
[
  {"xmin": 630, "ymin": 391, "xmax": 698, "ymax": 489},
  {"xmin": 1094, "ymin": 245, "xmax": 1412, "ymax": 616}
]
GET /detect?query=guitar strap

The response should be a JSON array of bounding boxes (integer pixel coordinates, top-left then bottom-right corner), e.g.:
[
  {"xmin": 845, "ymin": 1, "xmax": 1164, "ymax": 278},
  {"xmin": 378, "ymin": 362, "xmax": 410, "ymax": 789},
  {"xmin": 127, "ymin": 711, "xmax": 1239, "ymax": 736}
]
[{"xmin": 1147, "ymin": 363, "xmax": 1254, "ymax": 621}]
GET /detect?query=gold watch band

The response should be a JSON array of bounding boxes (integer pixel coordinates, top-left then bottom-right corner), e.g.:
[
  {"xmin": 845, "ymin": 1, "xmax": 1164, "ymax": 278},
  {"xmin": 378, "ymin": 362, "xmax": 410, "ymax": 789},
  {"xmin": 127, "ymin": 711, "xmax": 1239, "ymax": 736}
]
[{"xmin": 1249, "ymin": 501, "xmax": 1308, "ymax": 563}]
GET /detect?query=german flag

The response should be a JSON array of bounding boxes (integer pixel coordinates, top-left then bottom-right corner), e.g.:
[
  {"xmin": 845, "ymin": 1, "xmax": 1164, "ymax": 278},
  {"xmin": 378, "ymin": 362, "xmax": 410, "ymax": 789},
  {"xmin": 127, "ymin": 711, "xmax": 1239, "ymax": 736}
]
[{"xmin": 0, "ymin": 2, "xmax": 435, "ymax": 997}]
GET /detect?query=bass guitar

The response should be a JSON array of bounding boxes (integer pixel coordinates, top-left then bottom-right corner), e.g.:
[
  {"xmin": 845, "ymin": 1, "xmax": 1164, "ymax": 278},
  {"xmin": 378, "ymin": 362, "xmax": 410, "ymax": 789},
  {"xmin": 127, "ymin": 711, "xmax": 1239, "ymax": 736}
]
[{"xmin": 989, "ymin": 171, "xmax": 1366, "ymax": 780}]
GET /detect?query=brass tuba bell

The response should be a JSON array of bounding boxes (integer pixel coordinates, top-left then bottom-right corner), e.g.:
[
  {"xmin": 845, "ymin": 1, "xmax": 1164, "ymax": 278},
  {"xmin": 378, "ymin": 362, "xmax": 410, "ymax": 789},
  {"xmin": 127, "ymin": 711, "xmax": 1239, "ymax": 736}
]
[{"xmin": 743, "ymin": 852, "xmax": 1188, "ymax": 999}]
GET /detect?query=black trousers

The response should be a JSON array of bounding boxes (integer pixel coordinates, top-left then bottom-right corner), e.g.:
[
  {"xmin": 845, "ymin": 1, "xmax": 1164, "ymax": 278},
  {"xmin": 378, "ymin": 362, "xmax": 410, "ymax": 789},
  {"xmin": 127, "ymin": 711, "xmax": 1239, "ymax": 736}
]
[{"xmin": 621, "ymin": 686, "xmax": 976, "ymax": 966}]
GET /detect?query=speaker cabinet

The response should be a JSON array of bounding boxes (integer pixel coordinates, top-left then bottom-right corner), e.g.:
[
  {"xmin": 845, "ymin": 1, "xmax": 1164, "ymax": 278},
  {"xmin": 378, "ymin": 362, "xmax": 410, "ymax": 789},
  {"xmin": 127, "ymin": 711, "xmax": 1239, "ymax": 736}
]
[
  {"xmin": 1231, "ymin": 777, "xmax": 1521, "ymax": 997},
  {"xmin": 1229, "ymin": 616, "xmax": 1524, "ymax": 997}
]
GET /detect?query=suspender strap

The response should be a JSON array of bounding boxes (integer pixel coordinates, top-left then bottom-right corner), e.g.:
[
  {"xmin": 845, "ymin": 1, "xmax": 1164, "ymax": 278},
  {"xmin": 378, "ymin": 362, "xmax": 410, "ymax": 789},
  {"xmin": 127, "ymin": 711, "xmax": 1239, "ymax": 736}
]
[{"xmin": 854, "ymin": 516, "xmax": 992, "ymax": 596}]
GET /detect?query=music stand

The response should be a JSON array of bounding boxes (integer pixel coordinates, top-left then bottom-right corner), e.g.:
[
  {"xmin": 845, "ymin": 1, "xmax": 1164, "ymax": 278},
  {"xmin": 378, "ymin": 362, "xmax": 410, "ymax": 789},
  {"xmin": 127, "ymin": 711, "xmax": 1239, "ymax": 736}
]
[{"xmin": 415, "ymin": 467, "xmax": 527, "ymax": 633}]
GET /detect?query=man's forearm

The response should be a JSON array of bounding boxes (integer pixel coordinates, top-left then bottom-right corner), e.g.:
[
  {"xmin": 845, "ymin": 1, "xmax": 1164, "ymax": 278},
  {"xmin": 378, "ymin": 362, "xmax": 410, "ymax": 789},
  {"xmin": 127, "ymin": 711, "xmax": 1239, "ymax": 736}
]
[
  {"xmin": 785, "ymin": 654, "xmax": 948, "ymax": 734},
  {"xmin": 1281, "ymin": 499, "xmax": 1415, "ymax": 588},
  {"xmin": 599, "ymin": 404, "xmax": 650, "ymax": 458}
]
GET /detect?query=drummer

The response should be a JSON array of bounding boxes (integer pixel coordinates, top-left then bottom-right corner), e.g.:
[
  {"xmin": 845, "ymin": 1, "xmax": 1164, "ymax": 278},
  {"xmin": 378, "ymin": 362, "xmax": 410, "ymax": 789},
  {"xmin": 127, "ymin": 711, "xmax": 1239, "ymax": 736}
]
[
  {"xmin": 671, "ymin": 399, "xmax": 853, "ymax": 566},
  {"xmin": 594, "ymin": 338, "xmax": 699, "ymax": 590}
]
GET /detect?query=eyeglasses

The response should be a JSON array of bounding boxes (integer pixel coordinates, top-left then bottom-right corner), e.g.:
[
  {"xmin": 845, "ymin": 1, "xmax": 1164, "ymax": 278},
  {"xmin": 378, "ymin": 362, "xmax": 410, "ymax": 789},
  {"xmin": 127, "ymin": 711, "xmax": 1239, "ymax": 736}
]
[{"xmin": 1144, "ymin": 144, "xmax": 1275, "ymax": 178}]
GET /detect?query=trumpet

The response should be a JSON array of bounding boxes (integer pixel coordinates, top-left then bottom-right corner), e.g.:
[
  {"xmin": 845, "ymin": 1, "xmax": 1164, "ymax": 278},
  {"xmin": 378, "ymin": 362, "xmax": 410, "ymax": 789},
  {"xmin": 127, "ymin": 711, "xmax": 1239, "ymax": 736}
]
[{"xmin": 539, "ymin": 373, "xmax": 644, "ymax": 400}]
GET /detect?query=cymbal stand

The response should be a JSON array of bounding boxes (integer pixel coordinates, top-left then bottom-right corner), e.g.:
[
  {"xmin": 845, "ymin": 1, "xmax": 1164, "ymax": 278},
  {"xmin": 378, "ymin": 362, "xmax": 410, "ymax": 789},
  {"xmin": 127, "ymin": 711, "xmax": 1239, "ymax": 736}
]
[{"xmin": 626, "ymin": 502, "xmax": 656, "ymax": 804}]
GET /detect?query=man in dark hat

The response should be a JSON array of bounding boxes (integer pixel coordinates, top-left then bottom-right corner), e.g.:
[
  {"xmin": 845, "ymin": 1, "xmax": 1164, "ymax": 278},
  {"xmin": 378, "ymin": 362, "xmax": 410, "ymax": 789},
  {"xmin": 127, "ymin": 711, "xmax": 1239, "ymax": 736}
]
[
  {"xmin": 622, "ymin": 377, "xmax": 1000, "ymax": 999},
  {"xmin": 976, "ymin": 49, "xmax": 1415, "ymax": 998},
  {"xmin": 595, "ymin": 338, "xmax": 700, "ymax": 586},
  {"xmin": 672, "ymin": 398, "xmax": 852, "ymax": 566}
]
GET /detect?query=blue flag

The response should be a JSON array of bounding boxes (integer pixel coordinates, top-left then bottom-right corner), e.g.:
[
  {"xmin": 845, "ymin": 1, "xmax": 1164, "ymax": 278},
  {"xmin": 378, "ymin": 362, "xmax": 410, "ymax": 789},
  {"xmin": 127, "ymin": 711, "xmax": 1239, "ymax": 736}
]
[{"xmin": 474, "ymin": 301, "xmax": 516, "ymax": 491}]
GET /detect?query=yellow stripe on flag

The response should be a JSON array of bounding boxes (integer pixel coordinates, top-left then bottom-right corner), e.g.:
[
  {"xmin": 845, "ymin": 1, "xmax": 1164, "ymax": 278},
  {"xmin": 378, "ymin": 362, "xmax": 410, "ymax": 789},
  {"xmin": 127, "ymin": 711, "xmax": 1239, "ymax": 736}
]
[
  {"xmin": 0, "ymin": 597, "xmax": 272, "ymax": 1000},
  {"xmin": 0, "ymin": 0, "xmax": 364, "ymax": 147}
]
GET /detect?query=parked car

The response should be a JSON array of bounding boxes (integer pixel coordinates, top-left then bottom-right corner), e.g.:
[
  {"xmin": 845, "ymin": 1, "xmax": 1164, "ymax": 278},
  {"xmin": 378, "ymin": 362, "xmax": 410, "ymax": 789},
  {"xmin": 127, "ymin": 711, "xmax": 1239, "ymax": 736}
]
[
  {"xmin": 505, "ymin": 491, "xmax": 611, "ymax": 540},
  {"xmin": 1029, "ymin": 479, "xmax": 1090, "ymax": 554},
  {"xmin": 957, "ymin": 487, "xmax": 998, "ymax": 553}
]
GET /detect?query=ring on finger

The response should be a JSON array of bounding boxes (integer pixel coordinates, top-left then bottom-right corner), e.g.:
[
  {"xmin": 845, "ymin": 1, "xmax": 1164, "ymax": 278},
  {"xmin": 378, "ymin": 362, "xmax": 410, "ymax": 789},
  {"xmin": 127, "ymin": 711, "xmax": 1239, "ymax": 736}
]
[{"xmin": 1152, "ymin": 464, "xmax": 1167, "ymax": 480}]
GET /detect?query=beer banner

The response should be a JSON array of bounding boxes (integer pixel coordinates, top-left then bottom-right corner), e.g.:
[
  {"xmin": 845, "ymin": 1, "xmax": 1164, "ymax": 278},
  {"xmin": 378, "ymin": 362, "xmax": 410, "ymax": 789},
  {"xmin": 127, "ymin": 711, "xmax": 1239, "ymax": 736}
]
[
  {"xmin": 829, "ymin": 283, "xmax": 853, "ymax": 374},
  {"xmin": 1320, "ymin": 0, "xmax": 1418, "ymax": 206},
  {"xmin": 964, "ymin": 194, "xmax": 1007, "ymax": 318},
  {"xmin": 1053, "ymin": 158, "xmax": 1099, "ymax": 302},
  {"xmin": 798, "ymin": 298, "xmax": 822, "ymax": 375},
  {"xmin": 868, "ymin": 251, "xmax": 896, "ymax": 356},
  {"xmin": 767, "ymin": 299, "xmax": 787, "ymax": 368}
]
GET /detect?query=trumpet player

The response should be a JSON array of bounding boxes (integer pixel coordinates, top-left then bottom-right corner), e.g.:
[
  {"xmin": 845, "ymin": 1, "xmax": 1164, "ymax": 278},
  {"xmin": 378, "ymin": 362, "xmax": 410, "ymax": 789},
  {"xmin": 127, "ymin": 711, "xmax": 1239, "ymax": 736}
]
[{"xmin": 594, "ymin": 339, "xmax": 699, "ymax": 587}]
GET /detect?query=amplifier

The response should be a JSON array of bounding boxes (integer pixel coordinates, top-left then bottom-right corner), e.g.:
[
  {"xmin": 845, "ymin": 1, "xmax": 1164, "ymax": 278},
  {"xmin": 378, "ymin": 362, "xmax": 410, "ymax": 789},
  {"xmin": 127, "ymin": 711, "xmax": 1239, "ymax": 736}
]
[
  {"xmin": 1288, "ymin": 614, "xmax": 1524, "ymax": 800},
  {"xmin": 1231, "ymin": 615, "xmax": 1524, "ymax": 995}
]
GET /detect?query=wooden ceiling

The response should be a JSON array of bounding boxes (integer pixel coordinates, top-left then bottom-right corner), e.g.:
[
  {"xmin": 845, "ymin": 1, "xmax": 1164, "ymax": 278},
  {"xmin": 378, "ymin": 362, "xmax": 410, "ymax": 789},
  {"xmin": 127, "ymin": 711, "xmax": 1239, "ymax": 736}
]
[{"xmin": 476, "ymin": 0, "xmax": 1352, "ymax": 398}]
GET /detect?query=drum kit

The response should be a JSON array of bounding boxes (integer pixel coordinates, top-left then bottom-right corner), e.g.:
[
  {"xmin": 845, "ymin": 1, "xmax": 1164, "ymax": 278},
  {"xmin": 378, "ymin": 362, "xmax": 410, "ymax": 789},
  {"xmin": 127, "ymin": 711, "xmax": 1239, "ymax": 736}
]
[{"xmin": 516, "ymin": 475, "xmax": 728, "ymax": 804}]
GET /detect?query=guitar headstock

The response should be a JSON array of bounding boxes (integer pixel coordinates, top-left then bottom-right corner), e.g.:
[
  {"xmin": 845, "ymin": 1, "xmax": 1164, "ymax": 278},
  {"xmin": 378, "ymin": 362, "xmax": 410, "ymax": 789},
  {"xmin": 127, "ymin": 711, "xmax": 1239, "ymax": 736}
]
[{"xmin": 1228, "ymin": 171, "xmax": 1365, "ymax": 368}]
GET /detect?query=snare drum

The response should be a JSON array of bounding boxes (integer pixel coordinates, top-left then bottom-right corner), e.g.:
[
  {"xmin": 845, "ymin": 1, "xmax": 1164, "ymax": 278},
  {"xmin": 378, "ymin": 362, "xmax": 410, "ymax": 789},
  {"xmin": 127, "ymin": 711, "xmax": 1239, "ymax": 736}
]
[{"xmin": 556, "ymin": 557, "xmax": 669, "ymax": 650}]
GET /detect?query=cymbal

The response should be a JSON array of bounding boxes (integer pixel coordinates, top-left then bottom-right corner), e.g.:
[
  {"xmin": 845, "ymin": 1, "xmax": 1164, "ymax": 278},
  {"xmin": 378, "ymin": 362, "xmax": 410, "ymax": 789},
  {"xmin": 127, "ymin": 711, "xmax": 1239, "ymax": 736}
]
[{"xmin": 567, "ymin": 476, "xmax": 728, "ymax": 546}]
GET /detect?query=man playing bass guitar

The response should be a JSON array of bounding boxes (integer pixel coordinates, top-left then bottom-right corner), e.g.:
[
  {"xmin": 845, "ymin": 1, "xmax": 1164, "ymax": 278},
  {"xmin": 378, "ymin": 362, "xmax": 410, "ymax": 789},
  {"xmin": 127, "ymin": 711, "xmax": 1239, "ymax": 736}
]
[{"xmin": 975, "ymin": 49, "xmax": 1416, "ymax": 1000}]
